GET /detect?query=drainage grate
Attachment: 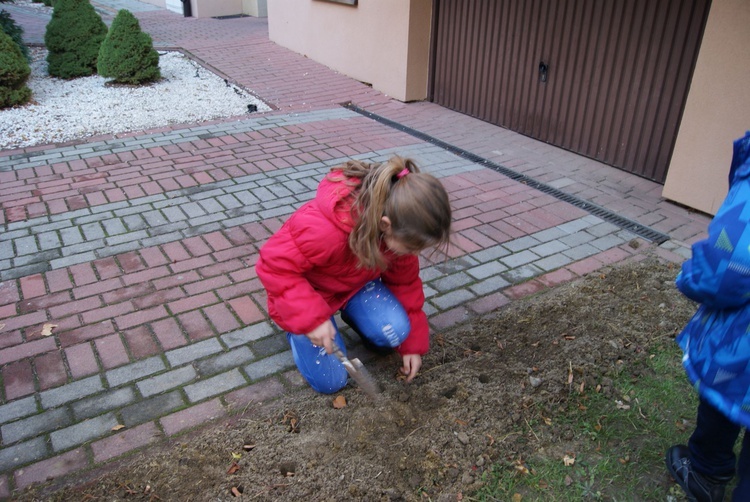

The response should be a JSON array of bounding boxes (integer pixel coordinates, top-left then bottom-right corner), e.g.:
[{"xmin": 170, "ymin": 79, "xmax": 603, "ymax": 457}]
[
  {"xmin": 212, "ymin": 14, "xmax": 250, "ymax": 19},
  {"xmin": 342, "ymin": 103, "xmax": 670, "ymax": 244}
]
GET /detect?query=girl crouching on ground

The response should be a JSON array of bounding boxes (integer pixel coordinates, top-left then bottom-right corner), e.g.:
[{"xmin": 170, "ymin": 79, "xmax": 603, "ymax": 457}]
[{"xmin": 255, "ymin": 156, "xmax": 452, "ymax": 393}]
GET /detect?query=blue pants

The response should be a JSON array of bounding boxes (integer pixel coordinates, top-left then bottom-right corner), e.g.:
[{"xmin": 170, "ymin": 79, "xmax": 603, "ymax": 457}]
[
  {"xmin": 287, "ymin": 279, "xmax": 410, "ymax": 394},
  {"xmin": 689, "ymin": 397, "xmax": 750, "ymax": 500}
]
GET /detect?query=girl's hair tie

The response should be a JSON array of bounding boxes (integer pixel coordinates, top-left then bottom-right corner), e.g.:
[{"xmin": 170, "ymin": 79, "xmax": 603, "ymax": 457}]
[{"xmin": 396, "ymin": 168, "xmax": 410, "ymax": 179}]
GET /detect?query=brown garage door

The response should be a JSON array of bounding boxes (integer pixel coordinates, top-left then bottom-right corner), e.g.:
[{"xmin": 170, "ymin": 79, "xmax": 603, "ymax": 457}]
[{"xmin": 430, "ymin": 0, "xmax": 711, "ymax": 183}]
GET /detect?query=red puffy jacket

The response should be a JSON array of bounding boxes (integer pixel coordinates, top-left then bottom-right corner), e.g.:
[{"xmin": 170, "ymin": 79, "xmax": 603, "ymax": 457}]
[{"xmin": 255, "ymin": 175, "xmax": 429, "ymax": 355}]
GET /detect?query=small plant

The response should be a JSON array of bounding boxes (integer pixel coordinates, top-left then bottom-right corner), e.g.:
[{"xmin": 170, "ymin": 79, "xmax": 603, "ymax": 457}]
[
  {"xmin": 0, "ymin": 8, "xmax": 30, "ymax": 61},
  {"xmin": 44, "ymin": 0, "xmax": 107, "ymax": 78},
  {"xmin": 0, "ymin": 27, "xmax": 32, "ymax": 108},
  {"xmin": 97, "ymin": 9, "xmax": 160, "ymax": 85}
]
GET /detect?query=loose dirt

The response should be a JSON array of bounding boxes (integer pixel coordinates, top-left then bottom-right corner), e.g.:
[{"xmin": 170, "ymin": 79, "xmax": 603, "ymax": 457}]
[{"xmin": 16, "ymin": 253, "xmax": 697, "ymax": 501}]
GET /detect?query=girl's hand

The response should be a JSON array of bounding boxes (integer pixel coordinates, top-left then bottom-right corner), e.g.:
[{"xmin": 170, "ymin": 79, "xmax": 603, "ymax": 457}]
[
  {"xmin": 306, "ymin": 320, "xmax": 336, "ymax": 354},
  {"xmin": 400, "ymin": 354, "xmax": 422, "ymax": 382}
]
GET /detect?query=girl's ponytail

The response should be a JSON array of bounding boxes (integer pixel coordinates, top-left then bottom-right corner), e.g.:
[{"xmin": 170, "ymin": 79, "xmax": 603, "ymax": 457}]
[{"xmin": 339, "ymin": 156, "xmax": 451, "ymax": 269}]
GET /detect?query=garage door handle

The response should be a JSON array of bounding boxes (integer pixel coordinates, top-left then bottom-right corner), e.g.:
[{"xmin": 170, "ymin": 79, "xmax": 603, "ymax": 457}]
[{"xmin": 539, "ymin": 61, "xmax": 549, "ymax": 83}]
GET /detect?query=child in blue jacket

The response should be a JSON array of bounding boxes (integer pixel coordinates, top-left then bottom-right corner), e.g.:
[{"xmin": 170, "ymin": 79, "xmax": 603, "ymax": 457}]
[{"xmin": 667, "ymin": 131, "xmax": 750, "ymax": 501}]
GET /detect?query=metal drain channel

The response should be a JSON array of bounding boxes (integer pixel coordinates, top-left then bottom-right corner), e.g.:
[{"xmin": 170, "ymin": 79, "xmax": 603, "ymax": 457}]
[{"xmin": 343, "ymin": 103, "xmax": 670, "ymax": 245}]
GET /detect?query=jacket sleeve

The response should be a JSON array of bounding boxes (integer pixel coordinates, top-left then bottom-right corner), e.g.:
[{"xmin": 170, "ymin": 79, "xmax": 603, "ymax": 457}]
[
  {"xmin": 255, "ymin": 211, "xmax": 339, "ymax": 335},
  {"xmin": 381, "ymin": 253, "xmax": 430, "ymax": 355},
  {"xmin": 676, "ymin": 172, "xmax": 750, "ymax": 309}
]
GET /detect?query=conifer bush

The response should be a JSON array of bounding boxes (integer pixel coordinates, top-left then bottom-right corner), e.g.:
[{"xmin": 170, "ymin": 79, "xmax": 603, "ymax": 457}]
[
  {"xmin": 44, "ymin": 0, "xmax": 107, "ymax": 78},
  {"xmin": 0, "ymin": 9, "xmax": 30, "ymax": 61},
  {"xmin": 0, "ymin": 28, "xmax": 32, "ymax": 108},
  {"xmin": 97, "ymin": 9, "xmax": 160, "ymax": 85}
]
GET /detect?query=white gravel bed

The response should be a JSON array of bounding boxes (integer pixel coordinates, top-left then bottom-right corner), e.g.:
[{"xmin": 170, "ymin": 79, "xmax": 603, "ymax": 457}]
[{"xmin": 0, "ymin": 48, "xmax": 271, "ymax": 150}]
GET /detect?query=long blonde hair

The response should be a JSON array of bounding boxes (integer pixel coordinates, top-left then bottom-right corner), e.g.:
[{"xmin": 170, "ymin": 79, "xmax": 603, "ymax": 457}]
[{"xmin": 328, "ymin": 156, "xmax": 452, "ymax": 269}]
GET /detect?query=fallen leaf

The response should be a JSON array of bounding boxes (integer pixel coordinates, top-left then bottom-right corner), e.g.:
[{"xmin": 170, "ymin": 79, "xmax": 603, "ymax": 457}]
[
  {"xmin": 512, "ymin": 494, "xmax": 523, "ymax": 502},
  {"xmin": 289, "ymin": 418, "xmax": 299, "ymax": 433},
  {"xmin": 111, "ymin": 424, "xmax": 125, "ymax": 431},
  {"xmin": 513, "ymin": 459, "xmax": 530, "ymax": 475},
  {"xmin": 565, "ymin": 475, "xmax": 573, "ymax": 486},
  {"xmin": 563, "ymin": 454, "xmax": 576, "ymax": 467},
  {"xmin": 616, "ymin": 400, "xmax": 631, "ymax": 410},
  {"xmin": 282, "ymin": 410, "xmax": 301, "ymax": 433},
  {"xmin": 332, "ymin": 395, "xmax": 347, "ymax": 409},
  {"xmin": 243, "ymin": 443, "xmax": 255, "ymax": 452},
  {"xmin": 41, "ymin": 323, "xmax": 58, "ymax": 337},
  {"xmin": 567, "ymin": 362, "xmax": 574, "ymax": 385},
  {"xmin": 227, "ymin": 462, "xmax": 240, "ymax": 475},
  {"xmin": 231, "ymin": 452, "xmax": 242, "ymax": 460},
  {"xmin": 231, "ymin": 486, "xmax": 242, "ymax": 497}
]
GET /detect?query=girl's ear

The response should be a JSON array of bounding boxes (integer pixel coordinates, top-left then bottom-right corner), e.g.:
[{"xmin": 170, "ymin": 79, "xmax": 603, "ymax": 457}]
[{"xmin": 379, "ymin": 216, "xmax": 392, "ymax": 233}]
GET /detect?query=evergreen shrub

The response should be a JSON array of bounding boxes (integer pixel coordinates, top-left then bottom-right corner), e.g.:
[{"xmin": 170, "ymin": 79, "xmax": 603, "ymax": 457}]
[
  {"xmin": 44, "ymin": 0, "xmax": 107, "ymax": 78},
  {"xmin": 0, "ymin": 28, "xmax": 31, "ymax": 108},
  {"xmin": 0, "ymin": 9, "xmax": 29, "ymax": 61},
  {"xmin": 97, "ymin": 9, "xmax": 160, "ymax": 84}
]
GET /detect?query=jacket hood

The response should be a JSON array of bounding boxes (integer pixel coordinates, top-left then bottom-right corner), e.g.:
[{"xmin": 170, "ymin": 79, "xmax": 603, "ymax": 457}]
[{"xmin": 314, "ymin": 175, "xmax": 359, "ymax": 233}]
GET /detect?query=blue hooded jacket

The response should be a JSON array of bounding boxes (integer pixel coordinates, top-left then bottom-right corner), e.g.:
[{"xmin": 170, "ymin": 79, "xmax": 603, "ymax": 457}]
[{"xmin": 676, "ymin": 131, "xmax": 750, "ymax": 427}]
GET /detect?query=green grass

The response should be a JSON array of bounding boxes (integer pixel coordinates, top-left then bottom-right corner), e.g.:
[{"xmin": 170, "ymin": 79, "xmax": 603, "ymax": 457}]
[{"xmin": 470, "ymin": 342, "xmax": 698, "ymax": 501}]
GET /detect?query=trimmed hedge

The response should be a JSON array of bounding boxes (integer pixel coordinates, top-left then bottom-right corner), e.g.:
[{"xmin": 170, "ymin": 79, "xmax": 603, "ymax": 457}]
[
  {"xmin": 44, "ymin": 0, "xmax": 107, "ymax": 78},
  {"xmin": 98, "ymin": 9, "xmax": 160, "ymax": 85},
  {"xmin": 0, "ymin": 28, "xmax": 31, "ymax": 108}
]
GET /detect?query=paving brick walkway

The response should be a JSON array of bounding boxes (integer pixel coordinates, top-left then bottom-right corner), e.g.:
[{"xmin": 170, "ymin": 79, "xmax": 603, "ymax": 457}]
[{"xmin": 0, "ymin": 1, "xmax": 712, "ymax": 498}]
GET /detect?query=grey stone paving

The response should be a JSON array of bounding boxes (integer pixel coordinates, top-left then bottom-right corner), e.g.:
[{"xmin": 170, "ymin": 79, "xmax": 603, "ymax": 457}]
[
  {"xmin": 0, "ymin": 143, "xmax": 481, "ymax": 279},
  {"xmin": 0, "ymin": 108, "xmax": 359, "ymax": 170}
]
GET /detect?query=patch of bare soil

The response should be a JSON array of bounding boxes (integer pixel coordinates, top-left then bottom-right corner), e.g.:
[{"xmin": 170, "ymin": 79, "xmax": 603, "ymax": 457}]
[{"xmin": 17, "ymin": 254, "xmax": 696, "ymax": 501}]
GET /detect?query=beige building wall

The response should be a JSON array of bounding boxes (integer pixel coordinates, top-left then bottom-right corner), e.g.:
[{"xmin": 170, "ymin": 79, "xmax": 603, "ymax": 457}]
[
  {"xmin": 268, "ymin": 0, "xmax": 432, "ymax": 102},
  {"xmin": 662, "ymin": 0, "xmax": 750, "ymax": 215},
  {"xmin": 189, "ymin": 0, "xmax": 241, "ymax": 18}
]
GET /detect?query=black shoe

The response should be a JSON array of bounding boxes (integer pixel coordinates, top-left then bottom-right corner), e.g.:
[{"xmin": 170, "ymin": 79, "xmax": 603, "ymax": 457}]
[
  {"xmin": 665, "ymin": 445, "xmax": 732, "ymax": 502},
  {"xmin": 340, "ymin": 311, "xmax": 393, "ymax": 356}
]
